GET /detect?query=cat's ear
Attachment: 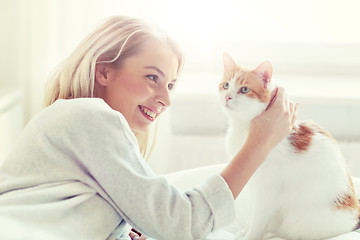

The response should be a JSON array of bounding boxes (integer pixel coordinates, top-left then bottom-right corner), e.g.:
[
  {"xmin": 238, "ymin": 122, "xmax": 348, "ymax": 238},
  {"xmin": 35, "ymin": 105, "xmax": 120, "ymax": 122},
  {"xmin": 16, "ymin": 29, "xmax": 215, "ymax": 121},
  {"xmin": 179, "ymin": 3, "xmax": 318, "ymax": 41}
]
[
  {"xmin": 254, "ymin": 61, "xmax": 273, "ymax": 87},
  {"xmin": 223, "ymin": 52, "xmax": 237, "ymax": 73}
]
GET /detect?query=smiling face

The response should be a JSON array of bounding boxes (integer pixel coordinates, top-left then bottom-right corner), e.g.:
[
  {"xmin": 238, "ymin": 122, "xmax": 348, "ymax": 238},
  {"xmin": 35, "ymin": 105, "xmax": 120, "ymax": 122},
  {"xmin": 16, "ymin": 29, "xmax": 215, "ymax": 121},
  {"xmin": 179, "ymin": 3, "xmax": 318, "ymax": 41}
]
[{"xmin": 95, "ymin": 38, "xmax": 179, "ymax": 133}]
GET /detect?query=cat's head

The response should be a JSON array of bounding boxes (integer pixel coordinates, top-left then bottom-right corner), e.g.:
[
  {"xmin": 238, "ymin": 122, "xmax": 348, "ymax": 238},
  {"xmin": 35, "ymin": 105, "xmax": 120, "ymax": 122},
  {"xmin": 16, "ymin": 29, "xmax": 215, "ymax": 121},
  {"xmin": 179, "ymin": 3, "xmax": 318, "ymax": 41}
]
[{"xmin": 219, "ymin": 53, "xmax": 274, "ymax": 121}]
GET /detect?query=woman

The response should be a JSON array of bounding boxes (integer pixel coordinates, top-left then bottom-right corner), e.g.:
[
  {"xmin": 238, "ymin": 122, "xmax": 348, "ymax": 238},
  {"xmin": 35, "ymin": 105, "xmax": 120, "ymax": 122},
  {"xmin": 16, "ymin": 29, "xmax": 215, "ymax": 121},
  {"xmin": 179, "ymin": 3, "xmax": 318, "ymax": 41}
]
[{"xmin": 0, "ymin": 16, "xmax": 297, "ymax": 240}]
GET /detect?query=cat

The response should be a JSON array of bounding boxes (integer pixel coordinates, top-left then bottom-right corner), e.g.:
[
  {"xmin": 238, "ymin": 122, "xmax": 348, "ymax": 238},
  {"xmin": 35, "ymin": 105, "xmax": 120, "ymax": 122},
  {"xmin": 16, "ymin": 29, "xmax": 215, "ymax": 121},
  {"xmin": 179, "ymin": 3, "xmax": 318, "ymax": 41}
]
[{"xmin": 219, "ymin": 52, "xmax": 360, "ymax": 240}]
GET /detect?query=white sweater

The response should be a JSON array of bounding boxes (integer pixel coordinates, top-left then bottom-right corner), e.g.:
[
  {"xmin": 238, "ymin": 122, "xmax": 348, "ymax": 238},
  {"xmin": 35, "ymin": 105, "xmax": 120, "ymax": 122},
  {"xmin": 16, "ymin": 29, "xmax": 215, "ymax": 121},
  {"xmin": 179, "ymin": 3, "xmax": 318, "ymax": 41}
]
[{"xmin": 0, "ymin": 98, "xmax": 235, "ymax": 240}]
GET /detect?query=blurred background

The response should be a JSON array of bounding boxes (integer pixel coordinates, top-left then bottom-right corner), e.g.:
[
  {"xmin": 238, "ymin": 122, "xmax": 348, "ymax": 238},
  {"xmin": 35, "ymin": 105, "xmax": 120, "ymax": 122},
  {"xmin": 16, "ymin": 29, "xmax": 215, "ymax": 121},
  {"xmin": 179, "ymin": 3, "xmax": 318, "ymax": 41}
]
[{"xmin": 1, "ymin": 0, "xmax": 360, "ymax": 174}]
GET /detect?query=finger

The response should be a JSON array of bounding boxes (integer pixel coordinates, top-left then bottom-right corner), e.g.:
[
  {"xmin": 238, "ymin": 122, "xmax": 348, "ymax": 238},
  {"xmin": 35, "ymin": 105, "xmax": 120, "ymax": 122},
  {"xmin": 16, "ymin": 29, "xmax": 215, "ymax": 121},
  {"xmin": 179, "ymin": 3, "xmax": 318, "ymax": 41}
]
[
  {"xmin": 275, "ymin": 87, "xmax": 286, "ymax": 106},
  {"xmin": 129, "ymin": 231, "xmax": 140, "ymax": 240},
  {"xmin": 270, "ymin": 86, "xmax": 279, "ymax": 99},
  {"xmin": 290, "ymin": 102, "xmax": 298, "ymax": 128},
  {"xmin": 269, "ymin": 87, "xmax": 287, "ymax": 111},
  {"xmin": 284, "ymin": 96, "xmax": 290, "ymax": 112},
  {"xmin": 293, "ymin": 102, "xmax": 299, "ymax": 123},
  {"xmin": 266, "ymin": 87, "xmax": 278, "ymax": 110}
]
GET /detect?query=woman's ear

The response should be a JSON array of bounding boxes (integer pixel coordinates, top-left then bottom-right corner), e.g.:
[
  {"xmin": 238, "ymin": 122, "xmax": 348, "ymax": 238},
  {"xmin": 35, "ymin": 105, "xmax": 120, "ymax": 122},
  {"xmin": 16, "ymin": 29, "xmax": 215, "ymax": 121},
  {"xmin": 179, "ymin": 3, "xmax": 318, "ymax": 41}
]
[{"xmin": 95, "ymin": 64, "xmax": 111, "ymax": 86}]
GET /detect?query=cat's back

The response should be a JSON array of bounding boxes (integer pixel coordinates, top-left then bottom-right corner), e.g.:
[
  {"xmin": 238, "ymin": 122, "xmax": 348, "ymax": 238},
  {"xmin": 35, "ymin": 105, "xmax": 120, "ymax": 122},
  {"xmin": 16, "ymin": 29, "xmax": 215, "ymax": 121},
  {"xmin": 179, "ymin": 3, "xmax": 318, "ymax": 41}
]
[
  {"xmin": 265, "ymin": 120, "xmax": 360, "ymax": 239},
  {"xmin": 262, "ymin": 119, "xmax": 349, "ymax": 201},
  {"xmin": 287, "ymin": 120, "xmax": 337, "ymax": 154},
  {"xmin": 271, "ymin": 119, "xmax": 345, "ymax": 174},
  {"xmin": 275, "ymin": 120, "xmax": 342, "ymax": 166}
]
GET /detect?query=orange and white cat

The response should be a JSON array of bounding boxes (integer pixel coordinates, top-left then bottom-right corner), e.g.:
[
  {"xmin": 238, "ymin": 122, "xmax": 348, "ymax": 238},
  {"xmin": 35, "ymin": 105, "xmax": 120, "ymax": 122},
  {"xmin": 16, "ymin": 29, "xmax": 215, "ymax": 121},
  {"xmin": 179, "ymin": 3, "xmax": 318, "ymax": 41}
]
[{"xmin": 219, "ymin": 53, "xmax": 360, "ymax": 240}]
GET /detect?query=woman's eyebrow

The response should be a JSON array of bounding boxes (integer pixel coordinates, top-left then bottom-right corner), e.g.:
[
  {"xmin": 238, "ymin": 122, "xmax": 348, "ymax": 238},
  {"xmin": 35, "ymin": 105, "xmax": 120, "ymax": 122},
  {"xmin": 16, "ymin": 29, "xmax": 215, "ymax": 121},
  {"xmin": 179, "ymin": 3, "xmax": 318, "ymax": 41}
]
[{"xmin": 144, "ymin": 66, "xmax": 165, "ymax": 78}]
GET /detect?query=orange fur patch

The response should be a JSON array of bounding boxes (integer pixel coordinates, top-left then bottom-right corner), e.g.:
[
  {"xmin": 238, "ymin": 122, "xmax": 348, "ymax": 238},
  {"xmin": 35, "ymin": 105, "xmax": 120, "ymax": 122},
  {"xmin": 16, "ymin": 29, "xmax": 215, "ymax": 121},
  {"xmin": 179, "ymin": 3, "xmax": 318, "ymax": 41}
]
[
  {"xmin": 246, "ymin": 87, "xmax": 270, "ymax": 103},
  {"xmin": 237, "ymin": 71, "xmax": 270, "ymax": 103},
  {"xmin": 334, "ymin": 175, "xmax": 360, "ymax": 216},
  {"xmin": 311, "ymin": 122, "xmax": 335, "ymax": 141},
  {"xmin": 288, "ymin": 122, "xmax": 314, "ymax": 152},
  {"xmin": 219, "ymin": 69, "xmax": 237, "ymax": 91},
  {"xmin": 336, "ymin": 194, "xmax": 359, "ymax": 209},
  {"xmin": 220, "ymin": 66, "xmax": 271, "ymax": 103}
]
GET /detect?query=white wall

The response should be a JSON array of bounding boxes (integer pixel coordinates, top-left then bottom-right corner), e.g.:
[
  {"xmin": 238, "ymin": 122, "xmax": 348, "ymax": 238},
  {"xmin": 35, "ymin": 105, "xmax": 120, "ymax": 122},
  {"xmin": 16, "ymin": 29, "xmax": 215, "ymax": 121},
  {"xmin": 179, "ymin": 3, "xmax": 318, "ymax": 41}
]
[
  {"xmin": 1, "ymin": 0, "xmax": 360, "ymax": 173},
  {"xmin": 0, "ymin": 1, "xmax": 25, "ymax": 161},
  {"xmin": 2, "ymin": 0, "xmax": 360, "ymax": 122},
  {"xmin": 0, "ymin": 90, "xmax": 23, "ymax": 163},
  {"xmin": 0, "ymin": 1, "xmax": 24, "ymax": 90}
]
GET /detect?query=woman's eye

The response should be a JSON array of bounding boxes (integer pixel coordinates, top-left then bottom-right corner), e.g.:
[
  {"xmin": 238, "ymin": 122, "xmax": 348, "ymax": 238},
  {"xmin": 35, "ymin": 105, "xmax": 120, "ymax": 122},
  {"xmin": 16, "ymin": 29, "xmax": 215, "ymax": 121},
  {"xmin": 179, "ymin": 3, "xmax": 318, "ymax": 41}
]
[
  {"xmin": 240, "ymin": 86, "xmax": 250, "ymax": 94},
  {"xmin": 147, "ymin": 75, "xmax": 158, "ymax": 82},
  {"xmin": 223, "ymin": 82, "xmax": 229, "ymax": 90}
]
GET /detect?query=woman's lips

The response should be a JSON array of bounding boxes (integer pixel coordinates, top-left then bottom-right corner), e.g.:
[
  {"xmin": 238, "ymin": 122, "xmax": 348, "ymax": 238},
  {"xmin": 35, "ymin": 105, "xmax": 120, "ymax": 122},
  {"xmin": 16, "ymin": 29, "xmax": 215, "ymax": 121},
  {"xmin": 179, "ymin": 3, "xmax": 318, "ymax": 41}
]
[{"xmin": 139, "ymin": 105, "xmax": 157, "ymax": 121}]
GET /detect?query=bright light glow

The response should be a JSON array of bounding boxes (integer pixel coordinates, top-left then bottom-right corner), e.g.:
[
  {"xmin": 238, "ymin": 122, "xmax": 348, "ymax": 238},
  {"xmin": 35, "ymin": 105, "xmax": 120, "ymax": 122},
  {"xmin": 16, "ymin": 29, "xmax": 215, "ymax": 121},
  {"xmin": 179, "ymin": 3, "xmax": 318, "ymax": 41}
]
[
  {"xmin": 142, "ymin": 0, "xmax": 360, "ymax": 96},
  {"xmin": 158, "ymin": 0, "xmax": 360, "ymax": 44},
  {"xmin": 3, "ymin": 0, "xmax": 360, "ymax": 121}
]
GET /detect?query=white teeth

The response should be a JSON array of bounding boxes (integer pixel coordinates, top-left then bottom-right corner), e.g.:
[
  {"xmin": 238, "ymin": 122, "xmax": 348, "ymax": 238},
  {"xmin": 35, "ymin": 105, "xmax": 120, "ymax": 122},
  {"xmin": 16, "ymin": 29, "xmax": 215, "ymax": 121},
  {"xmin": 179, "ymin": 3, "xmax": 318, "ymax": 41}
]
[{"xmin": 140, "ymin": 106, "xmax": 156, "ymax": 119}]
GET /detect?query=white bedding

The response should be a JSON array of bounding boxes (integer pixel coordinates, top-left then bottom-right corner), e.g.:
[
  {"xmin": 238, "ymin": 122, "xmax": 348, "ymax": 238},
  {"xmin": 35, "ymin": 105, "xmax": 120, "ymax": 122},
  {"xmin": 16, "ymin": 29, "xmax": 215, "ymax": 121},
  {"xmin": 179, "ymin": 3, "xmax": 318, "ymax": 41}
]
[
  {"xmin": 165, "ymin": 164, "xmax": 360, "ymax": 240},
  {"xmin": 2, "ymin": 163, "xmax": 358, "ymax": 239}
]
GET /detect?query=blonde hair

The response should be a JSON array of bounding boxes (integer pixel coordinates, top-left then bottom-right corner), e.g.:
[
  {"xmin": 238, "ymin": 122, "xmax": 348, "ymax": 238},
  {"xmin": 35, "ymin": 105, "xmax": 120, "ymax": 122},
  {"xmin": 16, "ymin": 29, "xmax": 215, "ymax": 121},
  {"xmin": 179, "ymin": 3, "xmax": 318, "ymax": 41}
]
[{"xmin": 44, "ymin": 16, "xmax": 184, "ymax": 159}]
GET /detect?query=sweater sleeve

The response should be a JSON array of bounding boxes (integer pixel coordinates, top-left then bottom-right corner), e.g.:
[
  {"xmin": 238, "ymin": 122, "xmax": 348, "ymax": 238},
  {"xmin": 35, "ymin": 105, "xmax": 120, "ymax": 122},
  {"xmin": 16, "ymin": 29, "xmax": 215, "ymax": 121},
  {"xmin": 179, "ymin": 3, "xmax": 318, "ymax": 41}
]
[{"xmin": 44, "ymin": 98, "xmax": 235, "ymax": 240}]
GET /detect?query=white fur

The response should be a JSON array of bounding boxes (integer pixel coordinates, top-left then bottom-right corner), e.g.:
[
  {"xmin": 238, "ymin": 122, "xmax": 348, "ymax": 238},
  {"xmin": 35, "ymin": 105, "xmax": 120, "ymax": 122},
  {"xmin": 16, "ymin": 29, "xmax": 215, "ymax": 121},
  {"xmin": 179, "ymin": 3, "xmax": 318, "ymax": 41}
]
[{"xmin": 219, "ymin": 78, "xmax": 359, "ymax": 240}]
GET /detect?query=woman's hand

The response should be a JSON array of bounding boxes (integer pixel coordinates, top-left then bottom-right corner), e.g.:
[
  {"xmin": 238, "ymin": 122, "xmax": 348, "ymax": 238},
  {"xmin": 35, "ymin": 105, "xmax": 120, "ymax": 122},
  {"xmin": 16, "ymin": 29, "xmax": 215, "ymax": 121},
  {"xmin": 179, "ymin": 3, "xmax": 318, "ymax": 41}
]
[
  {"xmin": 248, "ymin": 87, "xmax": 298, "ymax": 155},
  {"xmin": 129, "ymin": 229, "xmax": 148, "ymax": 240},
  {"xmin": 220, "ymin": 86, "xmax": 298, "ymax": 199}
]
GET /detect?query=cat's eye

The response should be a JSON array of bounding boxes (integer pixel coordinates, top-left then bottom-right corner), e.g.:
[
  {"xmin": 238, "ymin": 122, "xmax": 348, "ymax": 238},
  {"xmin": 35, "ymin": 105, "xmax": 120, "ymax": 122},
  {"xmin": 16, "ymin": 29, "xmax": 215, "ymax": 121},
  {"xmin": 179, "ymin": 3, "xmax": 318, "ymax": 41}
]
[
  {"xmin": 168, "ymin": 83, "xmax": 175, "ymax": 90},
  {"xmin": 240, "ymin": 86, "xmax": 250, "ymax": 94},
  {"xmin": 223, "ymin": 82, "xmax": 229, "ymax": 90}
]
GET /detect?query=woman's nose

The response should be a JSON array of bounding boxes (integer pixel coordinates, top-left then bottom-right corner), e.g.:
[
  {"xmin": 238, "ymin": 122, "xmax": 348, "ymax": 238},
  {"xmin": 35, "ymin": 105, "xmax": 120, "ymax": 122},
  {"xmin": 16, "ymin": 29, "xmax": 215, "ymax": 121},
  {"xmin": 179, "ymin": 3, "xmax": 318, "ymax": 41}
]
[{"xmin": 155, "ymin": 88, "xmax": 171, "ymax": 108}]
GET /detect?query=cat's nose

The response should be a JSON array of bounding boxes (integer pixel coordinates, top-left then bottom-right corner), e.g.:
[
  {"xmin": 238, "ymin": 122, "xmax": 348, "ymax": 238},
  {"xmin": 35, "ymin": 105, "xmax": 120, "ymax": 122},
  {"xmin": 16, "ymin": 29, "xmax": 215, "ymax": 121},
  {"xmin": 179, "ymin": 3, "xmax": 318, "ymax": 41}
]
[{"xmin": 225, "ymin": 94, "xmax": 233, "ymax": 102}]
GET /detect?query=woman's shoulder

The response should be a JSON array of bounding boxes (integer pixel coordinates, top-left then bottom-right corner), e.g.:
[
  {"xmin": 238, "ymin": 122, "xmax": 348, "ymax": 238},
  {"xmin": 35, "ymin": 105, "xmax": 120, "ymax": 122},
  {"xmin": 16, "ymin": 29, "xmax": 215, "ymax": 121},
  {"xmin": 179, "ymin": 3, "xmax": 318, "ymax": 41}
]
[
  {"xmin": 45, "ymin": 98, "xmax": 116, "ymax": 119},
  {"xmin": 32, "ymin": 98, "xmax": 130, "ymax": 132},
  {"xmin": 50, "ymin": 98, "xmax": 111, "ymax": 114},
  {"xmin": 26, "ymin": 98, "xmax": 136, "ymax": 144}
]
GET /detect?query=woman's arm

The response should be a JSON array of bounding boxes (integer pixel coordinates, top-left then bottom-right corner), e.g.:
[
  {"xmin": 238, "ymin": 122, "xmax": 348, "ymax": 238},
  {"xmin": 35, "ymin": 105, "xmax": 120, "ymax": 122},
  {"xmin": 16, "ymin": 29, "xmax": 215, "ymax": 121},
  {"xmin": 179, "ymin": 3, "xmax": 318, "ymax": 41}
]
[
  {"xmin": 221, "ymin": 87, "xmax": 298, "ymax": 199},
  {"xmin": 50, "ymin": 98, "xmax": 235, "ymax": 240}
]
